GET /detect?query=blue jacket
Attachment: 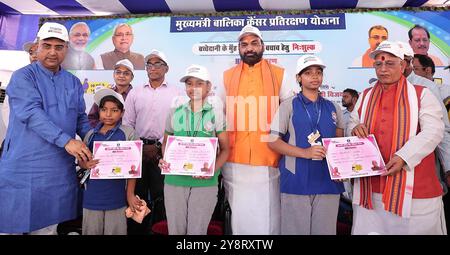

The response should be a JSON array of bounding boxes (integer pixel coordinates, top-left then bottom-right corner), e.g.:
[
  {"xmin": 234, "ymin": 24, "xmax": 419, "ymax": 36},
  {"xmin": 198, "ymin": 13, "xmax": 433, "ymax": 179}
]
[{"xmin": 0, "ymin": 61, "xmax": 90, "ymax": 233}]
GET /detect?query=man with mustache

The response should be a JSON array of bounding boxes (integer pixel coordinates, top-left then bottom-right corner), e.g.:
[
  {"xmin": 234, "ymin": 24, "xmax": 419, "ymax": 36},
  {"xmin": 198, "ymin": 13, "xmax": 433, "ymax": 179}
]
[
  {"xmin": 222, "ymin": 25, "xmax": 298, "ymax": 235},
  {"xmin": 98, "ymin": 23, "xmax": 145, "ymax": 70},
  {"xmin": 352, "ymin": 25, "xmax": 388, "ymax": 68},
  {"xmin": 349, "ymin": 41, "xmax": 445, "ymax": 234},
  {"xmin": 0, "ymin": 22, "xmax": 92, "ymax": 234},
  {"xmin": 408, "ymin": 25, "xmax": 443, "ymax": 67},
  {"xmin": 61, "ymin": 22, "xmax": 95, "ymax": 70}
]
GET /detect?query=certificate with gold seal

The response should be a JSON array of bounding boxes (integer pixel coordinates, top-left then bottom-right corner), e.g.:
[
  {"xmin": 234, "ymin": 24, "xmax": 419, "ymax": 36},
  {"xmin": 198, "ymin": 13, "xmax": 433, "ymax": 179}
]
[
  {"xmin": 162, "ymin": 136, "xmax": 218, "ymax": 176},
  {"xmin": 322, "ymin": 135, "xmax": 386, "ymax": 180},
  {"xmin": 90, "ymin": 140, "xmax": 143, "ymax": 179}
]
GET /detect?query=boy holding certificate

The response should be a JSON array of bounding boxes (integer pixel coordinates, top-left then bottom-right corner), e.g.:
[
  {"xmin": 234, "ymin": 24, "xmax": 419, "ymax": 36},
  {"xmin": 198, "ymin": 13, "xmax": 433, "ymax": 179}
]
[
  {"xmin": 78, "ymin": 88, "xmax": 143, "ymax": 235},
  {"xmin": 268, "ymin": 55, "xmax": 345, "ymax": 235},
  {"xmin": 159, "ymin": 65, "xmax": 229, "ymax": 235}
]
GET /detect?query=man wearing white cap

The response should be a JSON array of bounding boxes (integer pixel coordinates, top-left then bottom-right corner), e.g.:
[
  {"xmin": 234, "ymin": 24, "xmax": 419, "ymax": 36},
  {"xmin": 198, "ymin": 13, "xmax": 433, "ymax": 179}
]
[
  {"xmin": 88, "ymin": 59, "xmax": 134, "ymax": 127},
  {"xmin": 23, "ymin": 39, "xmax": 38, "ymax": 64},
  {"xmin": 348, "ymin": 40, "xmax": 446, "ymax": 234},
  {"xmin": 98, "ymin": 23, "xmax": 145, "ymax": 70},
  {"xmin": 398, "ymin": 41, "xmax": 450, "ymax": 193},
  {"xmin": 222, "ymin": 25, "xmax": 298, "ymax": 234},
  {"xmin": 61, "ymin": 22, "xmax": 95, "ymax": 70},
  {"xmin": 0, "ymin": 22, "xmax": 92, "ymax": 234},
  {"xmin": 123, "ymin": 49, "xmax": 184, "ymax": 234}
]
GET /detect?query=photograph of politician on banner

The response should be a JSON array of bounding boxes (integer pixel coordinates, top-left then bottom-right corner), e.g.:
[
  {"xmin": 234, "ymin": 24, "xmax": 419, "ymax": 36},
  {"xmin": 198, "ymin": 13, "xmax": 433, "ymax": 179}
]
[{"xmin": 57, "ymin": 10, "xmax": 449, "ymax": 110}]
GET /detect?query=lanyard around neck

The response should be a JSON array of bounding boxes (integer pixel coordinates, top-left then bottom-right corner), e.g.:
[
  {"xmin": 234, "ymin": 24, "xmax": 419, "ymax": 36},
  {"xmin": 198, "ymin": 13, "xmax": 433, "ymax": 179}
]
[
  {"xmin": 88, "ymin": 125, "xmax": 119, "ymax": 146},
  {"xmin": 299, "ymin": 93, "xmax": 322, "ymax": 133},
  {"xmin": 186, "ymin": 109, "xmax": 207, "ymax": 137}
]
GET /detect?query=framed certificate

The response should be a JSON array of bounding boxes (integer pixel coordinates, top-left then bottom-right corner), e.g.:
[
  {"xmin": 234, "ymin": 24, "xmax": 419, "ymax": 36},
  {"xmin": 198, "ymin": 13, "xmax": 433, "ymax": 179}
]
[
  {"xmin": 162, "ymin": 135, "xmax": 218, "ymax": 176},
  {"xmin": 322, "ymin": 135, "xmax": 386, "ymax": 180},
  {"xmin": 91, "ymin": 140, "xmax": 143, "ymax": 179}
]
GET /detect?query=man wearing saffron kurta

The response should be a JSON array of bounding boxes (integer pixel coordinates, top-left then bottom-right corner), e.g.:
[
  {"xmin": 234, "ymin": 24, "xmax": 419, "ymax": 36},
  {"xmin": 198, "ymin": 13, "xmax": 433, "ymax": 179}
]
[
  {"xmin": 348, "ymin": 41, "xmax": 446, "ymax": 234},
  {"xmin": 222, "ymin": 25, "xmax": 298, "ymax": 235}
]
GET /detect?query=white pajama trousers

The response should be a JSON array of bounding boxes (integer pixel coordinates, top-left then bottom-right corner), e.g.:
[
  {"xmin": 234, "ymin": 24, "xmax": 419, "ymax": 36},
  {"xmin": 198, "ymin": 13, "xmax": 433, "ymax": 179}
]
[{"xmin": 222, "ymin": 163, "xmax": 281, "ymax": 235}]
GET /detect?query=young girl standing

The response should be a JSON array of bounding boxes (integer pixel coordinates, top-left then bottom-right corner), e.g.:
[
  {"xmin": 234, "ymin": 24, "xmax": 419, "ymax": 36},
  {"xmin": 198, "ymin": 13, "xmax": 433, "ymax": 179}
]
[
  {"xmin": 79, "ymin": 88, "xmax": 141, "ymax": 235},
  {"xmin": 268, "ymin": 55, "xmax": 345, "ymax": 235},
  {"xmin": 159, "ymin": 65, "xmax": 229, "ymax": 235}
]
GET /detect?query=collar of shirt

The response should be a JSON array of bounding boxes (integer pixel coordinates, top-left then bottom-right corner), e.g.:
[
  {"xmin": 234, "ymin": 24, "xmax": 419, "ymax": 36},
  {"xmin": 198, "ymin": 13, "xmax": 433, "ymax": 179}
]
[
  {"xmin": 182, "ymin": 99, "xmax": 213, "ymax": 114},
  {"xmin": 93, "ymin": 120, "xmax": 122, "ymax": 135},
  {"xmin": 298, "ymin": 92, "xmax": 322, "ymax": 105},
  {"xmin": 113, "ymin": 84, "xmax": 133, "ymax": 96},
  {"xmin": 242, "ymin": 60, "xmax": 262, "ymax": 71},
  {"xmin": 113, "ymin": 49, "xmax": 131, "ymax": 58},
  {"xmin": 88, "ymin": 121, "xmax": 122, "ymax": 146},
  {"xmin": 144, "ymin": 80, "xmax": 168, "ymax": 89},
  {"xmin": 36, "ymin": 61, "xmax": 62, "ymax": 77}
]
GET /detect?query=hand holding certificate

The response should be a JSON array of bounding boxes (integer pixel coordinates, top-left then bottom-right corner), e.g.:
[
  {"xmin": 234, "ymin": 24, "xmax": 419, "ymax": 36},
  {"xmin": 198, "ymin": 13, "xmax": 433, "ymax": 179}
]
[
  {"xmin": 162, "ymin": 136, "xmax": 218, "ymax": 177},
  {"xmin": 322, "ymin": 135, "xmax": 386, "ymax": 180},
  {"xmin": 91, "ymin": 140, "xmax": 143, "ymax": 179}
]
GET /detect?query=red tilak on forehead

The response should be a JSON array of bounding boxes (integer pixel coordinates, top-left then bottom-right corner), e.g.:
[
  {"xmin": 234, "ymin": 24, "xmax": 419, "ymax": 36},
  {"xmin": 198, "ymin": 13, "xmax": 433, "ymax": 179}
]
[{"xmin": 381, "ymin": 56, "xmax": 385, "ymax": 61}]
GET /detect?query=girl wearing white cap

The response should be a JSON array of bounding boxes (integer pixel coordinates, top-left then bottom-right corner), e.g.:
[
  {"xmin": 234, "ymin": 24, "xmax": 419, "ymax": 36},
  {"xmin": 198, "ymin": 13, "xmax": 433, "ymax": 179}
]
[
  {"xmin": 79, "ymin": 88, "xmax": 143, "ymax": 235},
  {"xmin": 158, "ymin": 65, "xmax": 229, "ymax": 235},
  {"xmin": 268, "ymin": 55, "xmax": 345, "ymax": 234}
]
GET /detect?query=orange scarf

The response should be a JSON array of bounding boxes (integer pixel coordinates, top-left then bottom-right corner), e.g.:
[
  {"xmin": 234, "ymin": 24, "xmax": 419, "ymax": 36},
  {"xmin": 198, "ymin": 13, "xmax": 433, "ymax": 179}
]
[{"xmin": 358, "ymin": 76, "xmax": 416, "ymax": 217}]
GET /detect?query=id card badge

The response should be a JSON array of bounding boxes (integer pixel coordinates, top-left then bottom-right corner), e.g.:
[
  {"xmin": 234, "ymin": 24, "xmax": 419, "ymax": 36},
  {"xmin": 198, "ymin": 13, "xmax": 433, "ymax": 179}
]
[{"xmin": 307, "ymin": 130, "xmax": 321, "ymax": 145}]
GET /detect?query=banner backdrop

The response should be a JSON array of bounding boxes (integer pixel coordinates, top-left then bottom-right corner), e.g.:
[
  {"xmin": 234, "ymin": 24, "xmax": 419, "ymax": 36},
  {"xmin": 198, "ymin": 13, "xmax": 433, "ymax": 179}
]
[{"xmin": 54, "ymin": 10, "xmax": 450, "ymax": 108}]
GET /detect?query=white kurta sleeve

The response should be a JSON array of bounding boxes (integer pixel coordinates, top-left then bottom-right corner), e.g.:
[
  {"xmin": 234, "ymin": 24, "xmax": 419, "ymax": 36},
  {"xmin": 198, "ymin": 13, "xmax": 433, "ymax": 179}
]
[{"xmin": 395, "ymin": 88, "xmax": 445, "ymax": 171}]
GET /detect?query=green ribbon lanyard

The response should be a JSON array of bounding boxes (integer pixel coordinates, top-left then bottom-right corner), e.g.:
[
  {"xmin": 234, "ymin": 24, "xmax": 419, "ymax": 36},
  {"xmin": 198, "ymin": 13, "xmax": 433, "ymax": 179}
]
[{"xmin": 186, "ymin": 109, "xmax": 206, "ymax": 137}]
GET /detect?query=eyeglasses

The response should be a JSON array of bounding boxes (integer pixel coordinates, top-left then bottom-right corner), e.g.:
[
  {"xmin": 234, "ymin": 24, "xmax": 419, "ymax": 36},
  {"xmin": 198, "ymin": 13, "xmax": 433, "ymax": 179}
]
[
  {"xmin": 114, "ymin": 70, "xmax": 132, "ymax": 76},
  {"xmin": 373, "ymin": 60, "xmax": 401, "ymax": 69},
  {"xmin": 146, "ymin": 62, "xmax": 166, "ymax": 69},
  {"xmin": 370, "ymin": 35, "xmax": 388, "ymax": 40},
  {"xmin": 114, "ymin": 33, "xmax": 133, "ymax": 38}
]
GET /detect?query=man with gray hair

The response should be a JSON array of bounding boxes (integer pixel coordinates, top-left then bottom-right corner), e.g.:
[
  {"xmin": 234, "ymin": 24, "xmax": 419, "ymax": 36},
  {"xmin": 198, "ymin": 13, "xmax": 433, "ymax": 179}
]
[
  {"xmin": 349, "ymin": 41, "xmax": 445, "ymax": 234},
  {"xmin": 98, "ymin": 23, "xmax": 145, "ymax": 70},
  {"xmin": 61, "ymin": 22, "xmax": 95, "ymax": 70}
]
